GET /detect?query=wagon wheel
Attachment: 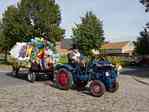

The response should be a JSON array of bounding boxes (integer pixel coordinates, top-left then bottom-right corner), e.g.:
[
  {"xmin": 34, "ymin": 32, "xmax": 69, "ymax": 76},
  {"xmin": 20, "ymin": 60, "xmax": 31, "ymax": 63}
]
[
  {"xmin": 27, "ymin": 71, "xmax": 36, "ymax": 82},
  {"xmin": 108, "ymin": 81, "xmax": 119, "ymax": 92},
  {"xmin": 75, "ymin": 81, "xmax": 88, "ymax": 91},
  {"xmin": 11, "ymin": 66, "xmax": 20, "ymax": 77},
  {"xmin": 90, "ymin": 80, "xmax": 105, "ymax": 97},
  {"xmin": 55, "ymin": 68, "xmax": 73, "ymax": 90}
]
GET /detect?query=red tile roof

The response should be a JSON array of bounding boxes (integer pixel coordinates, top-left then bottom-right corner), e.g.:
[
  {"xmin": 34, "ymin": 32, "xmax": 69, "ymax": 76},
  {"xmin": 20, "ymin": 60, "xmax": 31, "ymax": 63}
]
[{"xmin": 101, "ymin": 41, "xmax": 129, "ymax": 49}]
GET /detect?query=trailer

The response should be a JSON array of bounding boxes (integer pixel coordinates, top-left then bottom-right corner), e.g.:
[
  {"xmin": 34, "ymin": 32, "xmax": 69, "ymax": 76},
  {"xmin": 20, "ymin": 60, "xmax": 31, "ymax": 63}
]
[{"xmin": 9, "ymin": 37, "xmax": 59, "ymax": 82}]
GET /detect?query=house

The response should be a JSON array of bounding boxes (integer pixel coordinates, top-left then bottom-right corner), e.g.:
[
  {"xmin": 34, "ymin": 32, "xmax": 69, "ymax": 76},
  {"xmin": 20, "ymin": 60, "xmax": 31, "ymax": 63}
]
[
  {"xmin": 100, "ymin": 41, "xmax": 135, "ymax": 56},
  {"xmin": 56, "ymin": 39, "xmax": 135, "ymax": 56},
  {"xmin": 56, "ymin": 38, "xmax": 73, "ymax": 55}
]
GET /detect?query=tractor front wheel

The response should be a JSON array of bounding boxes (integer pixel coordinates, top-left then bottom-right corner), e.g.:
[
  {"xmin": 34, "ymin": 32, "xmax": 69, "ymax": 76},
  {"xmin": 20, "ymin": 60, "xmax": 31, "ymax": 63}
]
[
  {"xmin": 90, "ymin": 80, "xmax": 105, "ymax": 97},
  {"xmin": 55, "ymin": 68, "xmax": 73, "ymax": 90},
  {"xmin": 108, "ymin": 81, "xmax": 119, "ymax": 92}
]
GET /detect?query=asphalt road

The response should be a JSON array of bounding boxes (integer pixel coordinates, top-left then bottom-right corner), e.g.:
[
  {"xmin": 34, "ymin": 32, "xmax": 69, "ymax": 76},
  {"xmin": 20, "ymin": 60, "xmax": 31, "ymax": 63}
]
[
  {"xmin": 0, "ymin": 71, "xmax": 29, "ymax": 88},
  {"xmin": 0, "ymin": 67, "xmax": 148, "ymax": 88},
  {"xmin": 0, "ymin": 67, "xmax": 149, "ymax": 112}
]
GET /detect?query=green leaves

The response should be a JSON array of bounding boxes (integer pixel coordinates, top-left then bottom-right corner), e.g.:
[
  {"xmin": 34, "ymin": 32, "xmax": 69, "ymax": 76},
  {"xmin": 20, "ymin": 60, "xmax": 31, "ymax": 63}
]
[
  {"xmin": 138, "ymin": 1, "xmax": 149, "ymax": 54},
  {"xmin": 18, "ymin": 0, "xmax": 64, "ymax": 42},
  {"xmin": 135, "ymin": 29, "xmax": 149, "ymax": 55},
  {"xmin": 1, "ymin": 5, "xmax": 21, "ymax": 49},
  {"xmin": 0, "ymin": 0, "xmax": 64, "ymax": 51},
  {"xmin": 140, "ymin": 0, "xmax": 149, "ymax": 12},
  {"xmin": 72, "ymin": 11, "xmax": 104, "ymax": 56}
]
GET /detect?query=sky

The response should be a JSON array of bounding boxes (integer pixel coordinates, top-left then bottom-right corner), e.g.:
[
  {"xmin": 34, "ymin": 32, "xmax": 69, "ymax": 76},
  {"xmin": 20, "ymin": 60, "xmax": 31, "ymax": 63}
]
[{"xmin": 0, "ymin": 0, "xmax": 149, "ymax": 42}]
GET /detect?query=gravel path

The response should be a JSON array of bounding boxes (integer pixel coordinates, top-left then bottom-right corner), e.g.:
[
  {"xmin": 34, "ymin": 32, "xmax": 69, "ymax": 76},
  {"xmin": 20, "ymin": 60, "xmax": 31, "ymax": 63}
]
[{"xmin": 0, "ymin": 75, "xmax": 149, "ymax": 112}]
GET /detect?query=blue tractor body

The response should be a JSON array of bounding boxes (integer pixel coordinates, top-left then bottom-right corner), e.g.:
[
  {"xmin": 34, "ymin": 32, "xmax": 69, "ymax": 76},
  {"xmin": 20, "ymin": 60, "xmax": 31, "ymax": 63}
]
[
  {"xmin": 55, "ymin": 60, "xmax": 119, "ymax": 97},
  {"xmin": 89, "ymin": 60, "xmax": 118, "ymax": 89}
]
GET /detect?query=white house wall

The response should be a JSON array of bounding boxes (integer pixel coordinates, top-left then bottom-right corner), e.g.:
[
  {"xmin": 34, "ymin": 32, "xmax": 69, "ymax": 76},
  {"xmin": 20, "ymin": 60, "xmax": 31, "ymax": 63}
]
[{"xmin": 122, "ymin": 42, "xmax": 135, "ymax": 53}]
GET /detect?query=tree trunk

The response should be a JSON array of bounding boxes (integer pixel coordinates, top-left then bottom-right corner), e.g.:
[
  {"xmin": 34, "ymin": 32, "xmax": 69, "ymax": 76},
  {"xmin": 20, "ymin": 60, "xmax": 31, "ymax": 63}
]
[{"xmin": 4, "ymin": 49, "xmax": 8, "ymax": 62}]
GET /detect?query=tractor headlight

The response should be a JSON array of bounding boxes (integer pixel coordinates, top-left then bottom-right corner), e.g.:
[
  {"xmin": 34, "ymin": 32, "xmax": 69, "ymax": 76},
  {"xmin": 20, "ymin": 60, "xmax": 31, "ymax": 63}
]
[{"xmin": 105, "ymin": 72, "xmax": 110, "ymax": 77}]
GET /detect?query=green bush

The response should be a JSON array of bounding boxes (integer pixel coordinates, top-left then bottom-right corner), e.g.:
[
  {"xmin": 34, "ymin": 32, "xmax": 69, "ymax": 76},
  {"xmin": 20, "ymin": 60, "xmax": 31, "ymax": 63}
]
[
  {"xmin": 105, "ymin": 56, "xmax": 130, "ymax": 67},
  {"xmin": 58, "ymin": 55, "xmax": 130, "ymax": 67}
]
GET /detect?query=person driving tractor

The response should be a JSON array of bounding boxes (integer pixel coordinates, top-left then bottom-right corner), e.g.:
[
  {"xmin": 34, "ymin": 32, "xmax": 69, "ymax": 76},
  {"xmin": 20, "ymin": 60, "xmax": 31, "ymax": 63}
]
[{"xmin": 67, "ymin": 44, "xmax": 85, "ymax": 68}]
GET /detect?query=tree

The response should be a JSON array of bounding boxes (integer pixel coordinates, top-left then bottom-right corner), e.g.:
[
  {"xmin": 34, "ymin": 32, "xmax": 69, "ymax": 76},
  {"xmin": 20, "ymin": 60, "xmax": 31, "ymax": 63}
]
[
  {"xmin": 2, "ymin": 6, "xmax": 21, "ymax": 50},
  {"xmin": 134, "ymin": 0, "xmax": 149, "ymax": 55},
  {"xmin": 18, "ymin": 0, "xmax": 64, "ymax": 43},
  {"xmin": 134, "ymin": 28, "xmax": 149, "ymax": 55},
  {"xmin": 140, "ymin": 0, "xmax": 149, "ymax": 12},
  {"xmin": 0, "ymin": 6, "xmax": 21, "ymax": 61},
  {"xmin": 72, "ymin": 11, "xmax": 104, "ymax": 57},
  {"xmin": 0, "ymin": 22, "xmax": 5, "ymax": 52},
  {"xmin": 0, "ymin": 0, "xmax": 64, "ymax": 51},
  {"xmin": 0, "ymin": 0, "xmax": 64, "ymax": 61}
]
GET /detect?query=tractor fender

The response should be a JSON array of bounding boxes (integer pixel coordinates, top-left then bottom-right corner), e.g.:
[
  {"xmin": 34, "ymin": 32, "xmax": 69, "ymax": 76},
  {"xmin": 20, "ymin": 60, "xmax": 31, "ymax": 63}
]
[{"xmin": 55, "ymin": 64, "xmax": 74, "ymax": 72}]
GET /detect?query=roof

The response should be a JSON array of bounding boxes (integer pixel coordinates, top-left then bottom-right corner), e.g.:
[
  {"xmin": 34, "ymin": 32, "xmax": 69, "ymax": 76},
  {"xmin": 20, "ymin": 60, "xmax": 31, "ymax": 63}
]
[
  {"xmin": 61, "ymin": 38, "xmax": 73, "ymax": 49},
  {"xmin": 101, "ymin": 41, "xmax": 129, "ymax": 49}
]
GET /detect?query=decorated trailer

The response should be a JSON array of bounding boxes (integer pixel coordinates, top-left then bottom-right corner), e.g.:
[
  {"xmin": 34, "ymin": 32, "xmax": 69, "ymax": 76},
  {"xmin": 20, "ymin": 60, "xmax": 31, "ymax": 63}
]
[{"xmin": 9, "ymin": 37, "xmax": 59, "ymax": 82}]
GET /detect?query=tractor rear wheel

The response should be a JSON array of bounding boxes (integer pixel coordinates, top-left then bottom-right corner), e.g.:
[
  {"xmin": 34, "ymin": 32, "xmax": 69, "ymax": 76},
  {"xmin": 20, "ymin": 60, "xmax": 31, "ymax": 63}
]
[
  {"xmin": 108, "ymin": 81, "xmax": 119, "ymax": 92},
  {"xmin": 55, "ymin": 68, "xmax": 73, "ymax": 90},
  {"xmin": 90, "ymin": 80, "xmax": 105, "ymax": 97}
]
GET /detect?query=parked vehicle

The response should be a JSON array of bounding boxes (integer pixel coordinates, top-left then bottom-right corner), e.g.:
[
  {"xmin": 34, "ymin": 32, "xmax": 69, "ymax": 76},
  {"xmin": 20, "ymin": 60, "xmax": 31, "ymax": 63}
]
[{"xmin": 54, "ymin": 60, "xmax": 119, "ymax": 97}]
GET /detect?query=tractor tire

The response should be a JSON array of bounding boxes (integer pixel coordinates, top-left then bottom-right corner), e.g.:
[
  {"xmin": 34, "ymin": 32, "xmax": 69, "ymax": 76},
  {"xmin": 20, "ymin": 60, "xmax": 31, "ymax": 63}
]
[
  {"xmin": 27, "ymin": 72, "xmax": 36, "ymax": 82},
  {"xmin": 108, "ymin": 81, "xmax": 119, "ymax": 93},
  {"xmin": 90, "ymin": 80, "xmax": 105, "ymax": 97},
  {"xmin": 55, "ymin": 68, "xmax": 73, "ymax": 90}
]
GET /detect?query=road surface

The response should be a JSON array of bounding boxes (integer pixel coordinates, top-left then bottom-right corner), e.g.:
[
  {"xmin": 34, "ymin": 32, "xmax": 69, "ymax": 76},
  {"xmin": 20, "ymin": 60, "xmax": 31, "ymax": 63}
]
[
  {"xmin": 0, "ymin": 72, "xmax": 29, "ymax": 88},
  {"xmin": 0, "ymin": 67, "xmax": 149, "ymax": 112}
]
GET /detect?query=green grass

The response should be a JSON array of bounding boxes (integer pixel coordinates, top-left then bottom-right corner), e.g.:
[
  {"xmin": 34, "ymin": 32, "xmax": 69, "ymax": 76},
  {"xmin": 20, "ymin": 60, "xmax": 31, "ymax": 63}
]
[{"xmin": 103, "ymin": 56, "xmax": 130, "ymax": 67}]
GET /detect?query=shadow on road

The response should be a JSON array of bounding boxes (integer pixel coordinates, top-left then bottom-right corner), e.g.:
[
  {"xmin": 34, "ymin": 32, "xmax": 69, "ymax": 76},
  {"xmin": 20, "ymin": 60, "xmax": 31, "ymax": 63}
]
[
  {"xmin": 6, "ymin": 71, "xmax": 52, "ymax": 82},
  {"xmin": 6, "ymin": 72, "xmax": 28, "ymax": 81}
]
